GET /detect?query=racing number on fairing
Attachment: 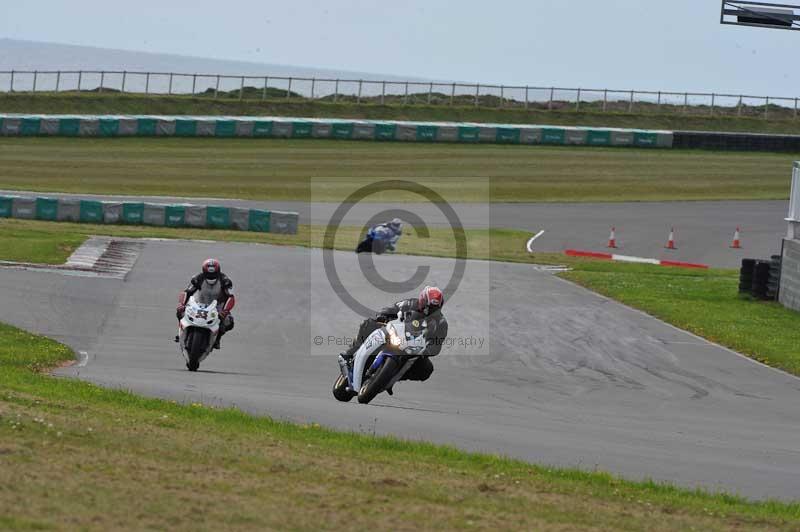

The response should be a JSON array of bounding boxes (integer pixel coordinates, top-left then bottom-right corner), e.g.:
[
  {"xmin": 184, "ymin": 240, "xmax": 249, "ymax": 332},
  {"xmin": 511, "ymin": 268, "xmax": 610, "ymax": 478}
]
[{"xmin": 197, "ymin": 310, "xmax": 208, "ymax": 320}]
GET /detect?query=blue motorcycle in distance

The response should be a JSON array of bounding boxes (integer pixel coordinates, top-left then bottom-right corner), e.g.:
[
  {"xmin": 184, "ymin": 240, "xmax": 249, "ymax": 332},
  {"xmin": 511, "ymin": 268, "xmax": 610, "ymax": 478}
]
[{"xmin": 355, "ymin": 220, "xmax": 403, "ymax": 255}]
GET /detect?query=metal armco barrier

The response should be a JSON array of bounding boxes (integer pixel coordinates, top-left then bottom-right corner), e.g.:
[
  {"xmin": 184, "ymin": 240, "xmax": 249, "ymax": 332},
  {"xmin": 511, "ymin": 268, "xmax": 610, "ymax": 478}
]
[
  {"xmin": 0, "ymin": 114, "xmax": 675, "ymax": 148},
  {"xmin": 0, "ymin": 194, "xmax": 299, "ymax": 235}
]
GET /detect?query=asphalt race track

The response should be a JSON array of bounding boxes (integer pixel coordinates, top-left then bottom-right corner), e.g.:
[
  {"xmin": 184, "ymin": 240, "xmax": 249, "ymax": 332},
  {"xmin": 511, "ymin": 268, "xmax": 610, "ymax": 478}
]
[
  {"xmin": 1, "ymin": 239, "xmax": 799, "ymax": 500},
  {"xmin": 1, "ymin": 190, "xmax": 788, "ymax": 268}
]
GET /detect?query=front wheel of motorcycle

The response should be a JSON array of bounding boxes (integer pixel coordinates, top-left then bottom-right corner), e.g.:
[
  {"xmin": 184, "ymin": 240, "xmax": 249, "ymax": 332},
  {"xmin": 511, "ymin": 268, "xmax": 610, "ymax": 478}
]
[
  {"xmin": 332, "ymin": 374, "xmax": 355, "ymax": 402},
  {"xmin": 358, "ymin": 356, "xmax": 399, "ymax": 404}
]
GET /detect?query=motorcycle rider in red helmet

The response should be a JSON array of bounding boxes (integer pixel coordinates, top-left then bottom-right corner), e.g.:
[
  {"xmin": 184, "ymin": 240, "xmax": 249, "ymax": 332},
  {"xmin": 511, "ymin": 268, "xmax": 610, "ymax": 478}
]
[
  {"xmin": 340, "ymin": 285, "xmax": 447, "ymax": 382},
  {"xmin": 176, "ymin": 258, "xmax": 236, "ymax": 350}
]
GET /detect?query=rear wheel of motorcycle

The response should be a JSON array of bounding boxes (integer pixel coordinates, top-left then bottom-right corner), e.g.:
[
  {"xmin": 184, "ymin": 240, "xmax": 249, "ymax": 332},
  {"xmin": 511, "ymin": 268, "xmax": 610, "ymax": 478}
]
[
  {"xmin": 332, "ymin": 374, "xmax": 355, "ymax": 402},
  {"xmin": 186, "ymin": 329, "xmax": 210, "ymax": 372},
  {"xmin": 358, "ymin": 356, "xmax": 399, "ymax": 404}
]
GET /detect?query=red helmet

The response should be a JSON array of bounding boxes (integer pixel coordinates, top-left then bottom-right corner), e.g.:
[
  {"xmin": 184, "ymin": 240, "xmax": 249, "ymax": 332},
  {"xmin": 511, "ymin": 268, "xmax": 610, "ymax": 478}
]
[
  {"xmin": 202, "ymin": 258, "xmax": 221, "ymax": 282},
  {"xmin": 418, "ymin": 286, "xmax": 444, "ymax": 314}
]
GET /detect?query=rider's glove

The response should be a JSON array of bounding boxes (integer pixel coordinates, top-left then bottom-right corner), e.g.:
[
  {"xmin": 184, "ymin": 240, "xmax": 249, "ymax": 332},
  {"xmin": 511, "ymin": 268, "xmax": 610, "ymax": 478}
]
[
  {"xmin": 176, "ymin": 305, "xmax": 185, "ymax": 319},
  {"xmin": 219, "ymin": 310, "xmax": 229, "ymax": 320}
]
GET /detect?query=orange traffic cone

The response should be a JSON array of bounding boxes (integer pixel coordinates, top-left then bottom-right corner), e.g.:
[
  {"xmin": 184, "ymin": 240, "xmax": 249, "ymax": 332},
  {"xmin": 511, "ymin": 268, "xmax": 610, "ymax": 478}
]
[
  {"xmin": 665, "ymin": 227, "xmax": 676, "ymax": 250},
  {"xmin": 730, "ymin": 227, "xmax": 741, "ymax": 249},
  {"xmin": 607, "ymin": 227, "xmax": 617, "ymax": 249}
]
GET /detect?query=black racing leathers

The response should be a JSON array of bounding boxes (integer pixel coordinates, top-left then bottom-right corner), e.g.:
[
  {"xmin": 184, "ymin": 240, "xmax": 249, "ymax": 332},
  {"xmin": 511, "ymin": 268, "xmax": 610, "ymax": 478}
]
[{"xmin": 344, "ymin": 298, "xmax": 448, "ymax": 382}]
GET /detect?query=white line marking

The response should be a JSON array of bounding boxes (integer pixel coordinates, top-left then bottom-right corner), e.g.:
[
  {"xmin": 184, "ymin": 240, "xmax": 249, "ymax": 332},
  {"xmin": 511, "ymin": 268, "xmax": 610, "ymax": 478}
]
[
  {"xmin": 77, "ymin": 351, "xmax": 89, "ymax": 367},
  {"xmin": 526, "ymin": 230, "xmax": 546, "ymax": 253}
]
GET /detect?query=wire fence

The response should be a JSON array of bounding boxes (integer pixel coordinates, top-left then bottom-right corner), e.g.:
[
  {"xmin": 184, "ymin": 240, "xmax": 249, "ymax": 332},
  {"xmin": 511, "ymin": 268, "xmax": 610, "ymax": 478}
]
[{"xmin": 1, "ymin": 69, "xmax": 799, "ymax": 120}]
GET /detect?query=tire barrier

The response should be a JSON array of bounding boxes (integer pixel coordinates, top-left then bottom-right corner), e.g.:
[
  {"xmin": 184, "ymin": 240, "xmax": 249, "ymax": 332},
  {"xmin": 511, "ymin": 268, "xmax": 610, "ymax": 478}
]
[
  {"xmin": 0, "ymin": 194, "xmax": 298, "ymax": 234},
  {"xmin": 739, "ymin": 258, "xmax": 755, "ymax": 296},
  {"xmin": 0, "ymin": 114, "xmax": 674, "ymax": 148},
  {"xmin": 673, "ymin": 131, "xmax": 800, "ymax": 152},
  {"xmin": 741, "ymin": 259, "xmax": 780, "ymax": 301}
]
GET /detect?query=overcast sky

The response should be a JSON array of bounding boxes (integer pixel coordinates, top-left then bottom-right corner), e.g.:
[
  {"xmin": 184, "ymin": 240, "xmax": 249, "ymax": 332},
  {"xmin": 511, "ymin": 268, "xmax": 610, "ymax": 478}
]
[{"xmin": 1, "ymin": 0, "xmax": 798, "ymax": 95}]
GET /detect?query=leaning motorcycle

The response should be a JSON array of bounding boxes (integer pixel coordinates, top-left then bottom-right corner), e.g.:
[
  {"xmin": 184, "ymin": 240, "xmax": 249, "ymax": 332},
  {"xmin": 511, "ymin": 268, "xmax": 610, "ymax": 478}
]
[
  {"xmin": 177, "ymin": 294, "xmax": 221, "ymax": 371},
  {"xmin": 333, "ymin": 310, "xmax": 429, "ymax": 404}
]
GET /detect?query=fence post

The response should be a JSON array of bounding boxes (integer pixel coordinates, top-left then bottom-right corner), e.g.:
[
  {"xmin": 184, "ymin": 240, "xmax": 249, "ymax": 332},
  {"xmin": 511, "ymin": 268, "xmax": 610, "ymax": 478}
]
[
  {"xmin": 657, "ymin": 90, "xmax": 661, "ymax": 111},
  {"xmin": 9, "ymin": 70, "xmax": 14, "ymax": 92},
  {"xmin": 214, "ymin": 75, "xmax": 219, "ymax": 99},
  {"xmin": 263, "ymin": 77, "xmax": 268, "ymax": 100},
  {"xmin": 191, "ymin": 74, "xmax": 197, "ymax": 95},
  {"xmin": 548, "ymin": 87, "xmax": 554, "ymax": 110},
  {"xmin": 334, "ymin": 79, "xmax": 339, "ymax": 103},
  {"xmin": 765, "ymin": 97, "xmax": 769, "ymax": 119},
  {"xmin": 78, "ymin": 70, "xmax": 83, "ymax": 93},
  {"xmin": 357, "ymin": 80, "xmax": 362, "ymax": 104},
  {"xmin": 32, "ymin": 70, "xmax": 37, "ymax": 93},
  {"xmin": 475, "ymin": 84, "xmax": 480, "ymax": 107},
  {"xmin": 710, "ymin": 93, "xmax": 715, "ymax": 116},
  {"xmin": 450, "ymin": 82, "xmax": 455, "ymax": 106},
  {"xmin": 121, "ymin": 71, "xmax": 126, "ymax": 93},
  {"xmin": 404, "ymin": 81, "xmax": 409, "ymax": 105},
  {"xmin": 55, "ymin": 70, "xmax": 61, "ymax": 92},
  {"xmin": 603, "ymin": 89, "xmax": 607, "ymax": 112},
  {"xmin": 239, "ymin": 76, "xmax": 245, "ymax": 100},
  {"xmin": 99, "ymin": 71, "xmax": 104, "ymax": 93},
  {"xmin": 576, "ymin": 88, "xmax": 581, "ymax": 112},
  {"xmin": 500, "ymin": 85, "xmax": 505, "ymax": 108},
  {"xmin": 287, "ymin": 77, "xmax": 293, "ymax": 100},
  {"xmin": 428, "ymin": 82, "xmax": 433, "ymax": 105},
  {"xmin": 795, "ymin": 98, "xmax": 798, "ymax": 119},
  {"xmin": 738, "ymin": 95, "xmax": 743, "ymax": 116},
  {"xmin": 628, "ymin": 90, "xmax": 634, "ymax": 113},
  {"xmin": 525, "ymin": 86, "xmax": 529, "ymax": 110},
  {"xmin": 683, "ymin": 92, "xmax": 688, "ymax": 114},
  {"xmin": 312, "ymin": 77, "xmax": 317, "ymax": 100},
  {"xmin": 169, "ymin": 73, "xmax": 173, "ymax": 95},
  {"xmin": 144, "ymin": 72, "xmax": 149, "ymax": 95},
  {"xmin": 381, "ymin": 81, "xmax": 386, "ymax": 105}
]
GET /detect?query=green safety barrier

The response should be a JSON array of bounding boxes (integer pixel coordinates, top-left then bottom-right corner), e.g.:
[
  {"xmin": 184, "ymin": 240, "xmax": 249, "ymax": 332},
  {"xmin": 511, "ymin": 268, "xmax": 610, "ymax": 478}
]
[
  {"xmin": 291, "ymin": 122, "xmax": 313, "ymax": 138},
  {"xmin": 206, "ymin": 206, "xmax": 231, "ymax": 229},
  {"xmin": 215, "ymin": 120, "xmax": 236, "ymax": 137},
  {"xmin": 21, "ymin": 118, "xmax": 41, "ymax": 136},
  {"xmin": 122, "ymin": 202, "xmax": 144, "ymax": 224},
  {"xmin": 542, "ymin": 128, "xmax": 566, "ymax": 144},
  {"xmin": 0, "ymin": 196, "xmax": 12, "ymax": 217},
  {"xmin": 634, "ymin": 131, "xmax": 658, "ymax": 147},
  {"xmin": 252, "ymin": 121, "xmax": 273, "ymax": 137},
  {"xmin": 458, "ymin": 127, "xmax": 480, "ymax": 142},
  {"xmin": 79, "ymin": 200, "xmax": 104, "ymax": 223},
  {"xmin": 416, "ymin": 125, "xmax": 438, "ymax": 141},
  {"xmin": 175, "ymin": 119, "xmax": 197, "ymax": 136},
  {"xmin": 35, "ymin": 197, "xmax": 58, "ymax": 220},
  {"xmin": 496, "ymin": 128, "xmax": 521, "ymax": 144},
  {"xmin": 58, "ymin": 118, "xmax": 81, "ymax": 136},
  {"xmin": 332, "ymin": 122, "xmax": 354, "ymax": 139},
  {"xmin": 136, "ymin": 119, "xmax": 157, "ymax": 136},
  {"xmin": 248, "ymin": 209, "xmax": 271, "ymax": 232},
  {"xmin": 374, "ymin": 123, "xmax": 397, "ymax": 140},
  {"xmin": 99, "ymin": 118, "xmax": 119, "ymax": 137},
  {"xmin": 0, "ymin": 114, "xmax": 674, "ymax": 149},
  {"xmin": 587, "ymin": 130, "xmax": 612, "ymax": 145},
  {"xmin": 165, "ymin": 205, "xmax": 185, "ymax": 227}
]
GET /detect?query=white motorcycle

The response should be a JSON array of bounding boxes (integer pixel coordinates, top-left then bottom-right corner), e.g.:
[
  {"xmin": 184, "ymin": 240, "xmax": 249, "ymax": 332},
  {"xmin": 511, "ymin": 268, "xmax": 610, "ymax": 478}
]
[
  {"xmin": 333, "ymin": 310, "xmax": 429, "ymax": 404},
  {"xmin": 177, "ymin": 294, "xmax": 221, "ymax": 371}
]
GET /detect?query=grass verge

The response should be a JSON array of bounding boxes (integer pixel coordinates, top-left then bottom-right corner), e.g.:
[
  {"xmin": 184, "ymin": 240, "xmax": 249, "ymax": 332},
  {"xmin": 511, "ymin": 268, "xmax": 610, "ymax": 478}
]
[
  {"xmin": 0, "ymin": 218, "xmax": 539, "ymax": 265},
  {"xmin": 4, "ymin": 92, "xmax": 800, "ymax": 134},
  {"xmin": 0, "ymin": 137, "xmax": 798, "ymax": 202},
  {"xmin": 2, "ymin": 323, "xmax": 799, "ymax": 530}
]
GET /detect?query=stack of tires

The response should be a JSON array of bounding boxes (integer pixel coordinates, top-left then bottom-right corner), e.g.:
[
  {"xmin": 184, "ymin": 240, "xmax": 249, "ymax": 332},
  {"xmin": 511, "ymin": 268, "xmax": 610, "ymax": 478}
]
[
  {"xmin": 738, "ymin": 259, "xmax": 755, "ymax": 296},
  {"xmin": 739, "ymin": 257, "xmax": 781, "ymax": 301},
  {"xmin": 767, "ymin": 255, "xmax": 782, "ymax": 301}
]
